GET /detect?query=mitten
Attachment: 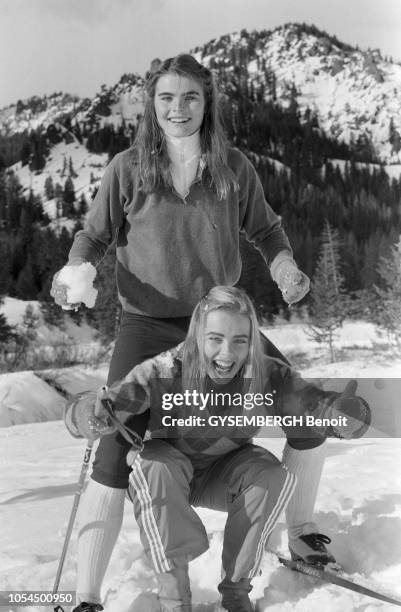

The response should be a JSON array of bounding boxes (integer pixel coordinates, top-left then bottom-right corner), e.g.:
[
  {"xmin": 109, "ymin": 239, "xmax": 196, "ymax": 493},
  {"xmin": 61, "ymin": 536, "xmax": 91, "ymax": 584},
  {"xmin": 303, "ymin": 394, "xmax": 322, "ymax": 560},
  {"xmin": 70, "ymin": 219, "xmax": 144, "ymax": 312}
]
[
  {"xmin": 328, "ymin": 380, "xmax": 371, "ymax": 439},
  {"xmin": 270, "ymin": 252, "xmax": 310, "ymax": 305},
  {"xmin": 50, "ymin": 261, "xmax": 98, "ymax": 309},
  {"xmin": 64, "ymin": 390, "xmax": 115, "ymax": 441}
]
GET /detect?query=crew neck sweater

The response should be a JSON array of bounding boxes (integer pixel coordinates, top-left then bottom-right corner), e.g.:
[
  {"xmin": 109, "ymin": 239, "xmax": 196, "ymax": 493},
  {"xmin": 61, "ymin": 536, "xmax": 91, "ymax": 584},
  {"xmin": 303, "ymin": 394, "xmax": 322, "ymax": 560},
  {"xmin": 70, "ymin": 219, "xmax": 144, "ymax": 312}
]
[{"xmin": 69, "ymin": 146, "xmax": 291, "ymax": 317}]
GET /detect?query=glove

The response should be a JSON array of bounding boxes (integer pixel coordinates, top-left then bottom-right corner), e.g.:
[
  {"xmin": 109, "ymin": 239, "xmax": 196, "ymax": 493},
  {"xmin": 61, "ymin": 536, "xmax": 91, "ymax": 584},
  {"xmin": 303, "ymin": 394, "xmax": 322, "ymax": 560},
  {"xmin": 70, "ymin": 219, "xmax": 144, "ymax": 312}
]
[
  {"xmin": 328, "ymin": 380, "xmax": 371, "ymax": 439},
  {"xmin": 270, "ymin": 253, "xmax": 310, "ymax": 305},
  {"xmin": 309, "ymin": 381, "xmax": 371, "ymax": 439},
  {"xmin": 64, "ymin": 390, "xmax": 116, "ymax": 441},
  {"xmin": 50, "ymin": 262, "xmax": 98, "ymax": 309}
]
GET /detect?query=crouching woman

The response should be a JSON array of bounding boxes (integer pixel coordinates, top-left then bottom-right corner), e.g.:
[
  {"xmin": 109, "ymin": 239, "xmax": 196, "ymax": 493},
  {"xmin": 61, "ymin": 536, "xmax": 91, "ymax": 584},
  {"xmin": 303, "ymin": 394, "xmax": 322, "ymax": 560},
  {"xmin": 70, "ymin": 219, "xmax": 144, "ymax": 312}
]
[{"xmin": 66, "ymin": 286, "xmax": 370, "ymax": 612}]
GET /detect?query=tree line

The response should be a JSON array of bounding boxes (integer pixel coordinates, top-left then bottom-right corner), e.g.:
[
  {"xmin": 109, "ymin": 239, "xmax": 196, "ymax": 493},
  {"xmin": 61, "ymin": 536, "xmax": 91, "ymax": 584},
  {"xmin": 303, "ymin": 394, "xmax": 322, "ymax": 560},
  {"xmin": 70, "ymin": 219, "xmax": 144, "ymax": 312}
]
[{"xmin": 0, "ymin": 76, "xmax": 400, "ymax": 364}]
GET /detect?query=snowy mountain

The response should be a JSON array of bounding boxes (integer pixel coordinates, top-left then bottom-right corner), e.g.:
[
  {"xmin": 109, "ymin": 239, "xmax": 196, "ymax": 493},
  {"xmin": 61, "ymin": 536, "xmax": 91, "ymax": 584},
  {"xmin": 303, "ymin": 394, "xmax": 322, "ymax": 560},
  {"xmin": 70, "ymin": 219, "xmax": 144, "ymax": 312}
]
[
  {"xmin": 1, "ymin": 23, "xmax": 401, "ymax": 169},
  {"xmin": 1, "ymin": 23, "xmax": 401, "ymax": 319},
  {"xmin": 0, "ymin": 73, "xmax": 145, "ymax": 137},
  {"xmin": 193, "ymin": 24, "xmax": 401, "ymax": 163}
]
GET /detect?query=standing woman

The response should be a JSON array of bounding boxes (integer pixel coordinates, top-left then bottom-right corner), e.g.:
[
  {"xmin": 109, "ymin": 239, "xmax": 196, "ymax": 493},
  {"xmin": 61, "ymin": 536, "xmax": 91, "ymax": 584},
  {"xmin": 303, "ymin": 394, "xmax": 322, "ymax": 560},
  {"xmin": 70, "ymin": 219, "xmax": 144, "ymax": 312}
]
[{"xmin": 51, "ymin": 55, "xmax": 309, "ymax": 608}]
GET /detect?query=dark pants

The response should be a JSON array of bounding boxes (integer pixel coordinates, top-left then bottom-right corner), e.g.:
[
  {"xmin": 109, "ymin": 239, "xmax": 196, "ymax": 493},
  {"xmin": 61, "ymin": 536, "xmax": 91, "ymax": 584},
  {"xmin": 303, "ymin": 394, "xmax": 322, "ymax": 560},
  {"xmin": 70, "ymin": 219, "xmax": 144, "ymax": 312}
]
[{"xmin": 91, "ymin": 312, "xmax": 292, "ymax": 488}]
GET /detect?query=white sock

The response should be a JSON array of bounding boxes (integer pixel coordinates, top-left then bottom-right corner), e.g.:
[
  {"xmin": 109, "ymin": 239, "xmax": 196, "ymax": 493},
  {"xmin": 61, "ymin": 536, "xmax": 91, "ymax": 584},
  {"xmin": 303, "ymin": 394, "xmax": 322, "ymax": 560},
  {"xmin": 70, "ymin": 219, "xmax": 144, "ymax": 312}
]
[
  {"xmin": 282, "ymin": 442, "xmax": 326, "ymax": 540},
  {"xmin": 76, "ymin": 479, "xmax": 125, "ymax": 604}
]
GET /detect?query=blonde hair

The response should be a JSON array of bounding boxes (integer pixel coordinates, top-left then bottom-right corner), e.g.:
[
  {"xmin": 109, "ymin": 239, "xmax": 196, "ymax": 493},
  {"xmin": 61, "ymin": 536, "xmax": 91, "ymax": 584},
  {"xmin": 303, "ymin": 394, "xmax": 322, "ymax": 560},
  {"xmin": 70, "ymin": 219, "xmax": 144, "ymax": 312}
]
[
  {"xmin": 133, "ymin": 54, "xmax": 238, "ymax": 200},
  {"xmin": 182, "ymin": 286, "xmax": 264, "ymax": 394}
]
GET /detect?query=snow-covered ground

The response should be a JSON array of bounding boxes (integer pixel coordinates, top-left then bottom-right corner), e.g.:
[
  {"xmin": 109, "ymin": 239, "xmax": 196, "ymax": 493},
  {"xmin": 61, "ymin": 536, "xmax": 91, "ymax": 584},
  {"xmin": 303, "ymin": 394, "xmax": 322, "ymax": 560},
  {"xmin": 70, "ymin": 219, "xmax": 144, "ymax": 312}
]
[
  {"xmin": 1, "ymin": 426, "xmax": 400, "ymax": 611},
  {"xmin": 1, "ymin": 314, "xmax": 401, "ymax": 611}
]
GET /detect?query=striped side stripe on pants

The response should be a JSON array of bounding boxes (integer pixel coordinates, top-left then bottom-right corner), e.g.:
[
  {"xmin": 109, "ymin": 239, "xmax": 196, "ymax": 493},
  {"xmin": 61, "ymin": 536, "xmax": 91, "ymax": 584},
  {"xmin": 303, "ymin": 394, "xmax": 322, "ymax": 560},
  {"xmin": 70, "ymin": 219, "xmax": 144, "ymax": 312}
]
[
  {"xmin": 129, "ymin": 456, "xmax": 172, "ymax": 574},
  {"xmin": 248, "ymin": 469, "xmax": 297, "ymax": 579}
]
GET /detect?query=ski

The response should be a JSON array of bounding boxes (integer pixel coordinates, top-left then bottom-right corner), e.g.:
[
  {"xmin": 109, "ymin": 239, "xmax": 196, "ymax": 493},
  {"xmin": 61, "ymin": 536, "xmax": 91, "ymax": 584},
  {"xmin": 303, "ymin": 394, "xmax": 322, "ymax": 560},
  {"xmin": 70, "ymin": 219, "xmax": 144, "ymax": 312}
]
[{"xmin": 277, "ymin": 556, "xmax": 401, "ymax": 607}]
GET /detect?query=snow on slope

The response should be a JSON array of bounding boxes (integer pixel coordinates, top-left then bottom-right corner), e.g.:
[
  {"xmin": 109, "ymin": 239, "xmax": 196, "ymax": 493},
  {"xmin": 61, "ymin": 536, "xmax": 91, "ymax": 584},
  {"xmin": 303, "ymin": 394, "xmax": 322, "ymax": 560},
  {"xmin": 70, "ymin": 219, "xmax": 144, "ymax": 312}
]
[
  {"xmin": 0, "ymin": 298, "xmax": 105, "ymax": 425},
  {"xmin": 0, "ymin": 364, "xmax": 108, "ymax": 427},
  {"xmin": 0, "ymin": 297, "xmax": 102, "ymax": 368},
  {"xmin": 10, "ymin": 141, "xmax": 108, "ymax": 221},
  {"xmin": 0, "ymin": 371, "xmax": 65, "ymax": 427},
  {"xmin": 1, "ymin": 319, "xmax": 401, "ymax": 610},
  {"xmin": 0, "ymin": 425, "xmax": 400, "ymax": 611},
  {"xmin": 1, "ymin": 297, "xmax": 98, "ymax": 346},
  {"xmin": 195, "ymin": 25, "xmax": 401, "ymax": 163}
]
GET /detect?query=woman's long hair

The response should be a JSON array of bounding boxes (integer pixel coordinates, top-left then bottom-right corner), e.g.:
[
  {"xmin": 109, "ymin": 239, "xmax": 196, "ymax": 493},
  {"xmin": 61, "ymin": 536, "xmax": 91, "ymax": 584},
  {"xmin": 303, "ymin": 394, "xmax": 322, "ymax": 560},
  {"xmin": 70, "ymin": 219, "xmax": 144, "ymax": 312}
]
[
  {"xmin": 133, "ymin": 54, "xmax": 238, "ymax": 200},
  {"xmin": 182, "ymin": 286, "xmax": 264, "ymax": 395}
]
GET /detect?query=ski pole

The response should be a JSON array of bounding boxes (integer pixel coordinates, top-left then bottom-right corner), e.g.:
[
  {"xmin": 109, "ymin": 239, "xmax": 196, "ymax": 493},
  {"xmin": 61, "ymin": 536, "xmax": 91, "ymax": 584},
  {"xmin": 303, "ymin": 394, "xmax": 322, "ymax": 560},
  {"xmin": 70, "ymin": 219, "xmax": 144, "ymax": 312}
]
[{"xmin": 52, "ymin": 440, "xmax": 94, "ymax": 610}]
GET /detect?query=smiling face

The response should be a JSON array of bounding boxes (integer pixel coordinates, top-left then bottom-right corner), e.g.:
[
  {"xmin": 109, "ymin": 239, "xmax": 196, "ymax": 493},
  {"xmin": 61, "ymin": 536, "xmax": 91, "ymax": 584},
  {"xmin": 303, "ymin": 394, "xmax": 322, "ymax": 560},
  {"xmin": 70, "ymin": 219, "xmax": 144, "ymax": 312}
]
[
  {"xmin": 154, "ymin": 73, "xmax": 205, "ymax": 138},
  {"xmin": 203, "ymin": 309, "xmax": 251, "ymax": 383}
]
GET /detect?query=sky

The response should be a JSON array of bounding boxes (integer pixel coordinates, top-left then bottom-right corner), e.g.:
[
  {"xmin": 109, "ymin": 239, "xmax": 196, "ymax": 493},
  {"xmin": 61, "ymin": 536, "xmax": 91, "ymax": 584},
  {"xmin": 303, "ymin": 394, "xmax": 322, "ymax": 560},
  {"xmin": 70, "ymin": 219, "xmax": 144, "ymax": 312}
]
[{"xmin": 0, "ymin": 0, "xmax": 401, "ymax": 109}]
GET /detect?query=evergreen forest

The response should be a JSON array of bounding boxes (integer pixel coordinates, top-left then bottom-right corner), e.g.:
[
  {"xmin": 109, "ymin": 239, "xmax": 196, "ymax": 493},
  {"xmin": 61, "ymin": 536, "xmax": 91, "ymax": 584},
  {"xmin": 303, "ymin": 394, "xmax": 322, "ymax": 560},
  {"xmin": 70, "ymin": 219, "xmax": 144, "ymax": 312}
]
[{"xmin": 1, "ymin": 80, "xmax": 400, "ymax": 336}]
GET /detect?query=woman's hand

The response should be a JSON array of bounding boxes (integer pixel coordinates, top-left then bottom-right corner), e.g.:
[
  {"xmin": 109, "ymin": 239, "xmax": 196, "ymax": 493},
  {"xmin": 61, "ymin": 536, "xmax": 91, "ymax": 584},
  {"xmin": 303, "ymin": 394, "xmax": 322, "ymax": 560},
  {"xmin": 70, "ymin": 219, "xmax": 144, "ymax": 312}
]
[
  {"xmin": 277, "ymin": 263, "xmax": 310, "ymax": 305},
  {"xmin": 64, "ymin": 390, "xmax": 116, "ymax": 441},
  {"xmin": 50, "ymin": 262, "xmax": 98, "ymax": 309},
  {"xmin": 329, "ymin": 380, "xmax": 371, "ymax": 439},
  {"xmin": 270, "ymin": 253, "xmax": 310, "ymax": 305},
  {"xmin": 50, "ymin": 270, "xmax": 82, "ymax": 310}
]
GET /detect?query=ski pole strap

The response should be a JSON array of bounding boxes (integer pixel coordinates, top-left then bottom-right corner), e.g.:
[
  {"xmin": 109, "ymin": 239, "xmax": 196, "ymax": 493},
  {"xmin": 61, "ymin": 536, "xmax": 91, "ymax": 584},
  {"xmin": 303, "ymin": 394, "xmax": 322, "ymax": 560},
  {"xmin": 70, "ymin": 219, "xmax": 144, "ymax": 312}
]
[{"xmin": 100, "ymin": 396, "xmax": 144, "ymax": 452}]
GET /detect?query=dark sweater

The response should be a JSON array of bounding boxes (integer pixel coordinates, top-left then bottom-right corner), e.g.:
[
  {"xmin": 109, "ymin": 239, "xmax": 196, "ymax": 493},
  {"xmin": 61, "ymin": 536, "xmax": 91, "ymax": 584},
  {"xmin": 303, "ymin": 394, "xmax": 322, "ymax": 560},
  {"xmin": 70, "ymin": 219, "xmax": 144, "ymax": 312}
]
[
  {"xmin": 69, "ymin": 147, "xmax": 291, "ymax": 317},
  {"xmin": 105, "ymin": 345, "xmax": 370, "ymax": 470}
]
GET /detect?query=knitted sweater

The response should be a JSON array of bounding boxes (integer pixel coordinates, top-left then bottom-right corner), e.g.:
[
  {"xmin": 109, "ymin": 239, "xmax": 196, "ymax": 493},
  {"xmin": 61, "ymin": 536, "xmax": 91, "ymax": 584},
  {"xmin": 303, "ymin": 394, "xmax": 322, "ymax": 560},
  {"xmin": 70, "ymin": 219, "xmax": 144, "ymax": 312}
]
[{"xmin": 69, "ymin": 147, "xmax": 291, "ymax": 317}]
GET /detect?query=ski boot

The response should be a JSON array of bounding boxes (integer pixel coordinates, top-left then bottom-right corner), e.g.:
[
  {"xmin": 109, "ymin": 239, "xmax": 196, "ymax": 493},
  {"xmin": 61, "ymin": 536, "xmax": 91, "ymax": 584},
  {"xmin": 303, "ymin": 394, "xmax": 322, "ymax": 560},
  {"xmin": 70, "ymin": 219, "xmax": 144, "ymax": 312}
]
[
  {"xmin": 72, "ymin": 603, "xmax": 103, "ymax": 612},
  {"xmin": 156, "ymin": 565, "xmax": 192, "ymax": 612},
  {"xmin": 218, "ymin": 577, "xmax": 254, "ymax": 612},
  {"xmin": 289, "ymin": 532, "xmax": 337, "ymax": 567}
]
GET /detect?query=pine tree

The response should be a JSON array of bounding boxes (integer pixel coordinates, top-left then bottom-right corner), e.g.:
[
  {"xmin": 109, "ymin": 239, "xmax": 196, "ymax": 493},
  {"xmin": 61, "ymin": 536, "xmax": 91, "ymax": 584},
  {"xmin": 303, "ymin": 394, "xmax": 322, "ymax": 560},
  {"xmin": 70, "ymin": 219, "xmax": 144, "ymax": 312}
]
[
  {"xmin": 11, "ymin": 304, "xmax": 40, "ymax": 369},
  {"xmin": 77, "ymin": 193, "xmax": 88, "ymax": 216},
  {"xmin": 62, "ymin": 177, "xmax": 75, "ymax": 216},
  {"xmin": 389, "ymin": 118, "xmax": 401, "ymax": 154},
  {"xmin": 16, "ymin": 256, "xmax": 37, "ymax": 299},
  {"xmin": 40, "ymin": 299, "xmax": 65, "ymax": 327},
  {"xmin": 61, "ymin": 156, "xmax": 67, "ymax": 177},
  {"xmin": 374, "ymin": 235, "xmax": 401, "ymax": 349},
  {"xmin": 307, "ymin": 221, "xmax": 350, "ymax": 362},
  {"xmin": 68, "ymin": 156, "xmax": 78, "ymax": 178},
  {"xmin": 44, "ymin": 175, "xmax": 55, "ymax": 200},
  {"xmin": 0, "ymin": 296, "xmax": 14, "ymax": 344}
]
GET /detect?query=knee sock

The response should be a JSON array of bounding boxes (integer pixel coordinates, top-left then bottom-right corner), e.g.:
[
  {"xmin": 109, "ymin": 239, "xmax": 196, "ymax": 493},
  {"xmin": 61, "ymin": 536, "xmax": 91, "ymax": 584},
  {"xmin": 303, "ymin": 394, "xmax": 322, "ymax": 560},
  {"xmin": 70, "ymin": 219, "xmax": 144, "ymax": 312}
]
[
  {"xmin": 282, "ymin": 442, "xmax": 326, "ymax": 540},
  {"xmin": 76, "ymin": 478, "xmax": 125, "ymax": 604}
]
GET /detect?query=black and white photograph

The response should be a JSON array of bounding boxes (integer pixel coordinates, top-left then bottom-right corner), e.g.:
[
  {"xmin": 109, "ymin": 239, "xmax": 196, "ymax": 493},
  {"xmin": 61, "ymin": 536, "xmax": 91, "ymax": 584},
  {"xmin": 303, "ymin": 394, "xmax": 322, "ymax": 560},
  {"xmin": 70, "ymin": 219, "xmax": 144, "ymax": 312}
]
[{"xmin": 1, "ymin": 1, "xmax": 401, "ymax": 611}]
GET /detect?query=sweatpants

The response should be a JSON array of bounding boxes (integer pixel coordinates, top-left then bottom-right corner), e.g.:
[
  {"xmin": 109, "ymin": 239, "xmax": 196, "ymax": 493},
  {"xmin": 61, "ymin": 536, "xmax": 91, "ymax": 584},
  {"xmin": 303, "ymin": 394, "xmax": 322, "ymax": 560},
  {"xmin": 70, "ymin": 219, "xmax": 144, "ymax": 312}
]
[{"xmin": 128, "ymin": 440, "xmax": 296, "ymax": 582}]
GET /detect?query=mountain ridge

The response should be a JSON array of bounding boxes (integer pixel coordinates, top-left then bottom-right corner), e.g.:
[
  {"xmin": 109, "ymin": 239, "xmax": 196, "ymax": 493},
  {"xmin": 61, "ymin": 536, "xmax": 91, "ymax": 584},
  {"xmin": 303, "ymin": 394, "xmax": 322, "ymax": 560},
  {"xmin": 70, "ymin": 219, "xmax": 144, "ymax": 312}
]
[{"xmin": 1, "ymin": 22, "xmax": 401, "ymax": 165}]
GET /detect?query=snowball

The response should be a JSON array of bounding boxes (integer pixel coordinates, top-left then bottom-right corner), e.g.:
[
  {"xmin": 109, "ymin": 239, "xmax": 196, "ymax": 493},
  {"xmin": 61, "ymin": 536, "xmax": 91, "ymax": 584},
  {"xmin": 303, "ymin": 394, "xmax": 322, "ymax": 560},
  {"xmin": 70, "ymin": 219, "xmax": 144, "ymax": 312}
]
[{"xmin": 57, "ymin": 262, "xmax": 98, "ymax": 308}]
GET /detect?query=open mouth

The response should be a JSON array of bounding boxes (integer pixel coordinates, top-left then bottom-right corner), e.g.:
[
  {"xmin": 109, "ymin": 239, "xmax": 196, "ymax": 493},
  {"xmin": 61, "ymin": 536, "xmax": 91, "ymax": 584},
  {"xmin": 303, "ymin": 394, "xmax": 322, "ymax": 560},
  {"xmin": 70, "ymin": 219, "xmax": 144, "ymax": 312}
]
[{"xmin": 212, "ymin": 359, "xmax": 235, "ymax": 375}]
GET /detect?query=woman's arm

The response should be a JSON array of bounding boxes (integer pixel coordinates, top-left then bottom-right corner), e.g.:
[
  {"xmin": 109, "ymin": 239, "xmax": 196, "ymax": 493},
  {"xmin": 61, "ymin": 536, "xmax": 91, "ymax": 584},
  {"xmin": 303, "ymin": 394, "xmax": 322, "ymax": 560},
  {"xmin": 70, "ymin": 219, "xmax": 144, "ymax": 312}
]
[
  {"xmin": 69, "ymin": 152, "xmax": 129, "ymax": 265},
  {"xmin": 274, "ymin": 363, "xmax": 371, "ymax": 440},
  {"xmin": 233, "ymin": 150, "xmax": 309, "ymax": 304}
]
